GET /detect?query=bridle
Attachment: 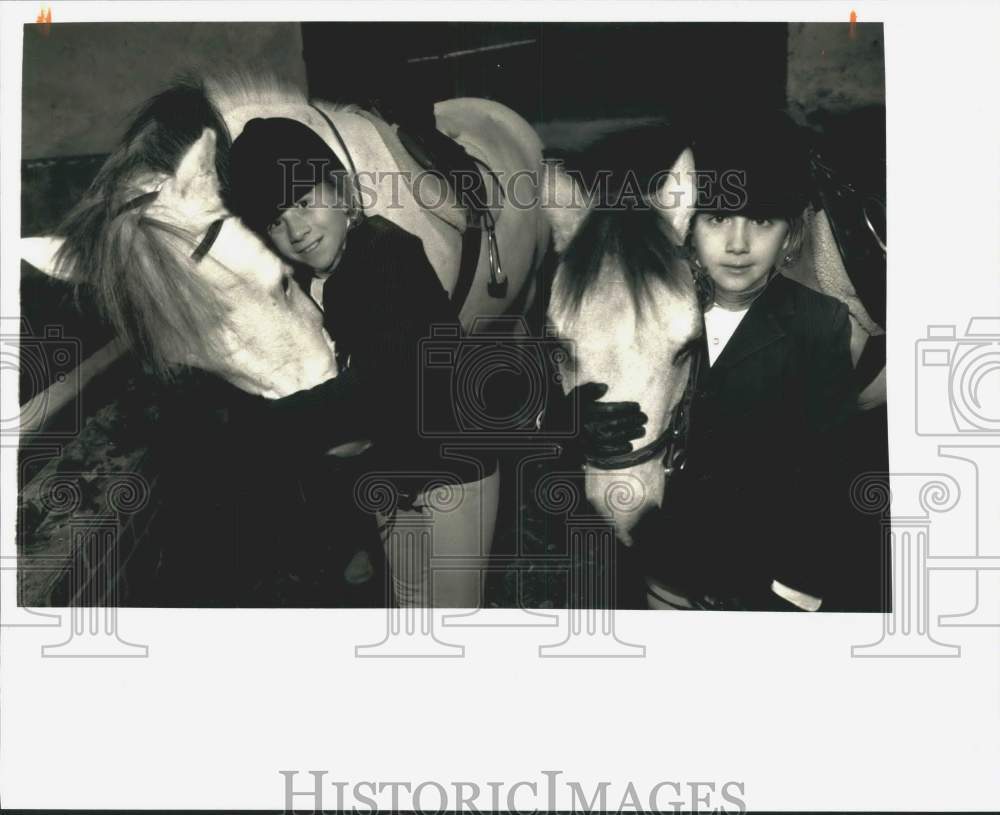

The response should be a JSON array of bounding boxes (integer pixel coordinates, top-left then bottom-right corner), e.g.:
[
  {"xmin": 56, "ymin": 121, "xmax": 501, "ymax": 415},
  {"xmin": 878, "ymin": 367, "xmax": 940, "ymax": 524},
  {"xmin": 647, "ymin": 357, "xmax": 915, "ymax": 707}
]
[
  {"xmin": 585, "ymin": 347, "xmax": 701, "ymax": 479},
  {"xmin": 577, "ymin": 225, "xmax": 704, "ymax": 479},
  {"xmin": 115, "ymin": 189, "xmax": 226, "ymax": 260}
]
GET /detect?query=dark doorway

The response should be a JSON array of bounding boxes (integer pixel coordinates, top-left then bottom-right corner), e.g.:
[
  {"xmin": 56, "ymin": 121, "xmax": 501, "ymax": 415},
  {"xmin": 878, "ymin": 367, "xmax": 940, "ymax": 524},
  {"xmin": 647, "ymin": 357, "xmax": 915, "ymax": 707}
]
[{"xmin": 302, "ymin": 22, "xmax": 788, "ymax": 127}]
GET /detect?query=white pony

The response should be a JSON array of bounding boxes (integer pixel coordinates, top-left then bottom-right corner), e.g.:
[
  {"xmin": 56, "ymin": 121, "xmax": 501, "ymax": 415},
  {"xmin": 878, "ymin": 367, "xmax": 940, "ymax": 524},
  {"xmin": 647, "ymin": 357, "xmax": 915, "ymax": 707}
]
[
  {"xmin": 543, "ymin": 148, "xmax": 703, "ymax": 542},
  {"xmin": 23, "ymin": 73, "xmax": 552, "ymax": 607},
  {"xmin": 542, "ymin": 136, "xmax": 884, "ymax": 600}
]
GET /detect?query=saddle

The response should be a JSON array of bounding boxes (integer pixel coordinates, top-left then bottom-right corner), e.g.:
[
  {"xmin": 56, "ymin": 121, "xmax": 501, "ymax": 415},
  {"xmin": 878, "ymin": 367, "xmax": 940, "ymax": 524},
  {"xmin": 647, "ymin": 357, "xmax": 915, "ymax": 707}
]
[
  {"xmin": 808, "ymin": 148, "xmax": 887, "ymax": 389},
  {"xmin": 352, "ymin": 108, "xmax": 508, "ymax": 306},
  {"xmin": 809, "ymin": 149, "xmax": 886, "ymax": 329},
  {"xmin": 395, "ymin": 125, "xmax": 492, "ymax": 214},
  {"xmin": 399, "ymin": 124, "xmax": 507, "ymax": 302}
]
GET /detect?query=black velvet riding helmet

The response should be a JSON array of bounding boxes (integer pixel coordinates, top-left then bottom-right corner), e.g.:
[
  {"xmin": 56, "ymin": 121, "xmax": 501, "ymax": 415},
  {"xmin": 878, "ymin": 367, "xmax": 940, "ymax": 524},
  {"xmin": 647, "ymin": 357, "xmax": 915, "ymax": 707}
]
[
  {"xmin": 227, "ymin": 117, "xmax": 347, "ymax": 234},
  {"xmin": 691, "ymin": 112, "xmax": 811, "ymax": 220}
]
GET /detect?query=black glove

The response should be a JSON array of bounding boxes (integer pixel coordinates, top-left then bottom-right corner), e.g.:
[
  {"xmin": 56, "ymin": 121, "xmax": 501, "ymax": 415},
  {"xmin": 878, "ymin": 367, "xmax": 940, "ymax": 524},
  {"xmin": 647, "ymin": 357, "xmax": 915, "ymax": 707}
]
[
  {"xmin": 575, "ymin": 381, "xmax": 648, "ymax": 459},
  {"xmin": 539, "ymin": 381, "xmax": 647, "ymax": 462}
]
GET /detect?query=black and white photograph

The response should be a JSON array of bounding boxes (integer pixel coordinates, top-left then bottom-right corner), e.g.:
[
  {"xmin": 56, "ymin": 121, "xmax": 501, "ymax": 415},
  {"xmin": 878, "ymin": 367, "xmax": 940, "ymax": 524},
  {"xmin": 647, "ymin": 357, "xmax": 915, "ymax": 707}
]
[
  {"xmin": 14, "ymin": 17, "xmax": 888, "ymax": 613},
  {"xmin": 1, "ymin": 2, "xmax": 998, "ymax": 812}
]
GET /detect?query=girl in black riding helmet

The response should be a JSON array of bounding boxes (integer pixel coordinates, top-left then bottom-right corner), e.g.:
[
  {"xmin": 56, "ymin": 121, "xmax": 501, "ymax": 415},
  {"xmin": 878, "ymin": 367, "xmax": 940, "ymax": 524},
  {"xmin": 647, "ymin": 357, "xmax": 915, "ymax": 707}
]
[
  {"xmin": 633, "ymin": 112, "xmax": 861, "ymax": 611},
  {"xmin": 228, "ymin": 116, "xmax": 497, "ymax": 608}
]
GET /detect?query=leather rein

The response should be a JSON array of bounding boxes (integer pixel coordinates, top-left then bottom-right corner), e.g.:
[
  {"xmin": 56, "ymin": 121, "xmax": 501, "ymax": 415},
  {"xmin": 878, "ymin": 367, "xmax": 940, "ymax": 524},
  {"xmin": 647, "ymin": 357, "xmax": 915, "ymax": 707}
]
[
  {"xmin": 114, "ymin": 190, "xmax": 224, "ymax": 260},
  {"xmin": 585, "ymin": 348, "xmax": 701, "ymax": 477}
]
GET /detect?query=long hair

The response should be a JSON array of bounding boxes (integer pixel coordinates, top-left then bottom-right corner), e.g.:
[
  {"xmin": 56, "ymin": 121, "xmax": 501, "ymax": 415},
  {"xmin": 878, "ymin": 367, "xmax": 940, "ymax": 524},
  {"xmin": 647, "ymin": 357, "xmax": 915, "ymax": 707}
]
[
  {"xmin": 558, "ymin": 203, "xmax": 691, "ymax": 322},
  {"xmin": 54, "ymin": 75, "xmax": 233, "ymax": 379}
]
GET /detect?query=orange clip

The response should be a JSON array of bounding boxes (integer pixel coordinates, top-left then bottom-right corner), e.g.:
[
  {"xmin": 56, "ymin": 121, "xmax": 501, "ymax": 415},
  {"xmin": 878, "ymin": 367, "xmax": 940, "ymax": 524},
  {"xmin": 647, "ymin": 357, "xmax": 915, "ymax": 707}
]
[{"xmin": 36, "ymin": 5, "xmax": 52, "ymax": 37}]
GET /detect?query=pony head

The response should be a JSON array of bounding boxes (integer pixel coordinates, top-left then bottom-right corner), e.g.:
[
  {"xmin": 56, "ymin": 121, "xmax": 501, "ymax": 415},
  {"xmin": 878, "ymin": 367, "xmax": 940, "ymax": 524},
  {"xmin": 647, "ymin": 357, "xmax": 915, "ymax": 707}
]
[
  {"xmin": 40, "ymin": 76, "xmax": 338, "ymax": 397},
  {"xmin": 544, "ymin": 142, "xmax": 703, "ymax": 540}
]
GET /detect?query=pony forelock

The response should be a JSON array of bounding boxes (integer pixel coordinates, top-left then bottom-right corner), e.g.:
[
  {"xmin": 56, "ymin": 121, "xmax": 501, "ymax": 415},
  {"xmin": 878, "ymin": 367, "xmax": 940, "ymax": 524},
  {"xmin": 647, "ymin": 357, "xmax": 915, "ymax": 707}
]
[
  {"xmin": 55, "ymin": 72, "xmax": 236, "ymax": 379},
  {"xmin": 557, "ymin": 204, "xmax": 692, "ymax": 323}
]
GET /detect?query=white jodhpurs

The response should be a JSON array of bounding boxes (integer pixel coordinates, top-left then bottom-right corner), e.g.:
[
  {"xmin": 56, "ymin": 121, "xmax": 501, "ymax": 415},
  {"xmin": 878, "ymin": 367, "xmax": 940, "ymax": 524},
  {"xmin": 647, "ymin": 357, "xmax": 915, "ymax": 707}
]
[
  {"xmin": 377, "ymin": 468, "xmax": 500, "ymax": 608},
  {"xmin": 644, "ymin": 576, "xmax": 696, "ymax": 610}
]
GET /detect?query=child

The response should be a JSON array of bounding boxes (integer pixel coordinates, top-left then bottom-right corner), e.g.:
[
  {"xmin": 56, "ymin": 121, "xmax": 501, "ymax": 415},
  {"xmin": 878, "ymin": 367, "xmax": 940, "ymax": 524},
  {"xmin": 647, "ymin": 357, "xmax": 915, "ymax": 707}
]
[
  {"xmin": 636, "ymin": 113, "xmax": 859, "ymax": 611},
  {"xmin": 228, "ymin": 117, "xmax": 497, "ymax": 608}
]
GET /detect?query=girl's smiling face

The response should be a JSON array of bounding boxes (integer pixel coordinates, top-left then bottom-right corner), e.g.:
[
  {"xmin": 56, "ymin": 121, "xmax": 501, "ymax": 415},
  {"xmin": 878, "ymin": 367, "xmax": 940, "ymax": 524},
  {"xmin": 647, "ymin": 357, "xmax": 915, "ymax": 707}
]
[
  {"xmin": 267, "ymin": 180, "xmax": 349, "ymax": 274},
  {"xmin": 692, "ymin": 213, "xmax": 791, "ymax": 296}
]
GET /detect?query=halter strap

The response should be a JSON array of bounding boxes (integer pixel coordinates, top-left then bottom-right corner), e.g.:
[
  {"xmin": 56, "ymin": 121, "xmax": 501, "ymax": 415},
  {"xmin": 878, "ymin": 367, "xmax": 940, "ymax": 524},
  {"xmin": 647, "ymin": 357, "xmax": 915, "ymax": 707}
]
[
  {"xmin": 584, "ymin": 349, "xmax": 702, "ymax": 473},
  {"xmin": 116, "ymin": 189, "xmax": 227, "ymax": 260},
  {"xmin": 113, "ymin": 190, "xmax": 159, "ymax": 218},
  {"xmin": 191, "ymin": 218, "xmax": 225, "ymax": 261},
  {"xmin": 586, "ymin": 422, "xmax": 675, "ymax": 471}
]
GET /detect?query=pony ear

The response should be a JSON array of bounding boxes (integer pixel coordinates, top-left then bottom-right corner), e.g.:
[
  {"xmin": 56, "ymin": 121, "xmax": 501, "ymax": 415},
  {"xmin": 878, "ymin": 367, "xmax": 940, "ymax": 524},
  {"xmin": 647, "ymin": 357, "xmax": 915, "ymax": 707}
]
[
  {"xmin": 173, "ymin": 128, "xmax": 218, "ymax": 195},
  {"xmin": 21, "ymin": 236, "xmax": 72, "ymax": 279},
  {"xmin": 651, "ymin": 147, "xmax": 697, "ymax": 242},
  {"xmin": 154, "ymin": 128, "xmax": 225, "ymax": 226},
  {"xmin": 542, "ymin": 162, "xmax": 590, "ymax": 254}
]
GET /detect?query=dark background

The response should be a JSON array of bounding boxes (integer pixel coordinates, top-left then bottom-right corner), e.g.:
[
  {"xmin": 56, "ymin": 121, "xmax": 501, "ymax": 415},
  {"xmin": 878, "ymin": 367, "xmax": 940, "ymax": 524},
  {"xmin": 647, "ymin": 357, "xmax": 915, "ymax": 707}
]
[{"xmin": 302, "ymin": 22, "xmax": 789, "ymax": 123}]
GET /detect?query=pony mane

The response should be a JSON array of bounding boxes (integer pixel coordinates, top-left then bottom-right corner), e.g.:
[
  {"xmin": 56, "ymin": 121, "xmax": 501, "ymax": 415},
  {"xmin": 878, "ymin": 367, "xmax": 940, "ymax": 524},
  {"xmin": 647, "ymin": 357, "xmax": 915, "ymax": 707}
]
[
  {"xmin": 558, "ymin": 204, "xmax": 690, "ymax": 322},
  {"xmin": 554, "ymin": 123, "xmax": 696, "ymax": 321},
  {"xmin": 204, "ymin": 68, "xmax": 361, "ymax": 141},
  {"xmin": 55, "ymin": 73, "xmax": 233, "ymax": 378},
  {"xmin": 203, "ymin": 69, "xmax": 308, "ymax": 121},
  {"xmin": 202, "ymin": 64, "xmax": 363, "ymax": 116}
]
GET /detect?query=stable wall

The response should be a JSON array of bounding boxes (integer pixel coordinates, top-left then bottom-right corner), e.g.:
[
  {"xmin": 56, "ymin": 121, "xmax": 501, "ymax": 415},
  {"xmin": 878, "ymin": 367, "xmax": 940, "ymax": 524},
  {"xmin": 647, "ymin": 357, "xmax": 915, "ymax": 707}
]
[{"xmin": 22, "ymin": 22, "xmax": 306, "ymax": 160}]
